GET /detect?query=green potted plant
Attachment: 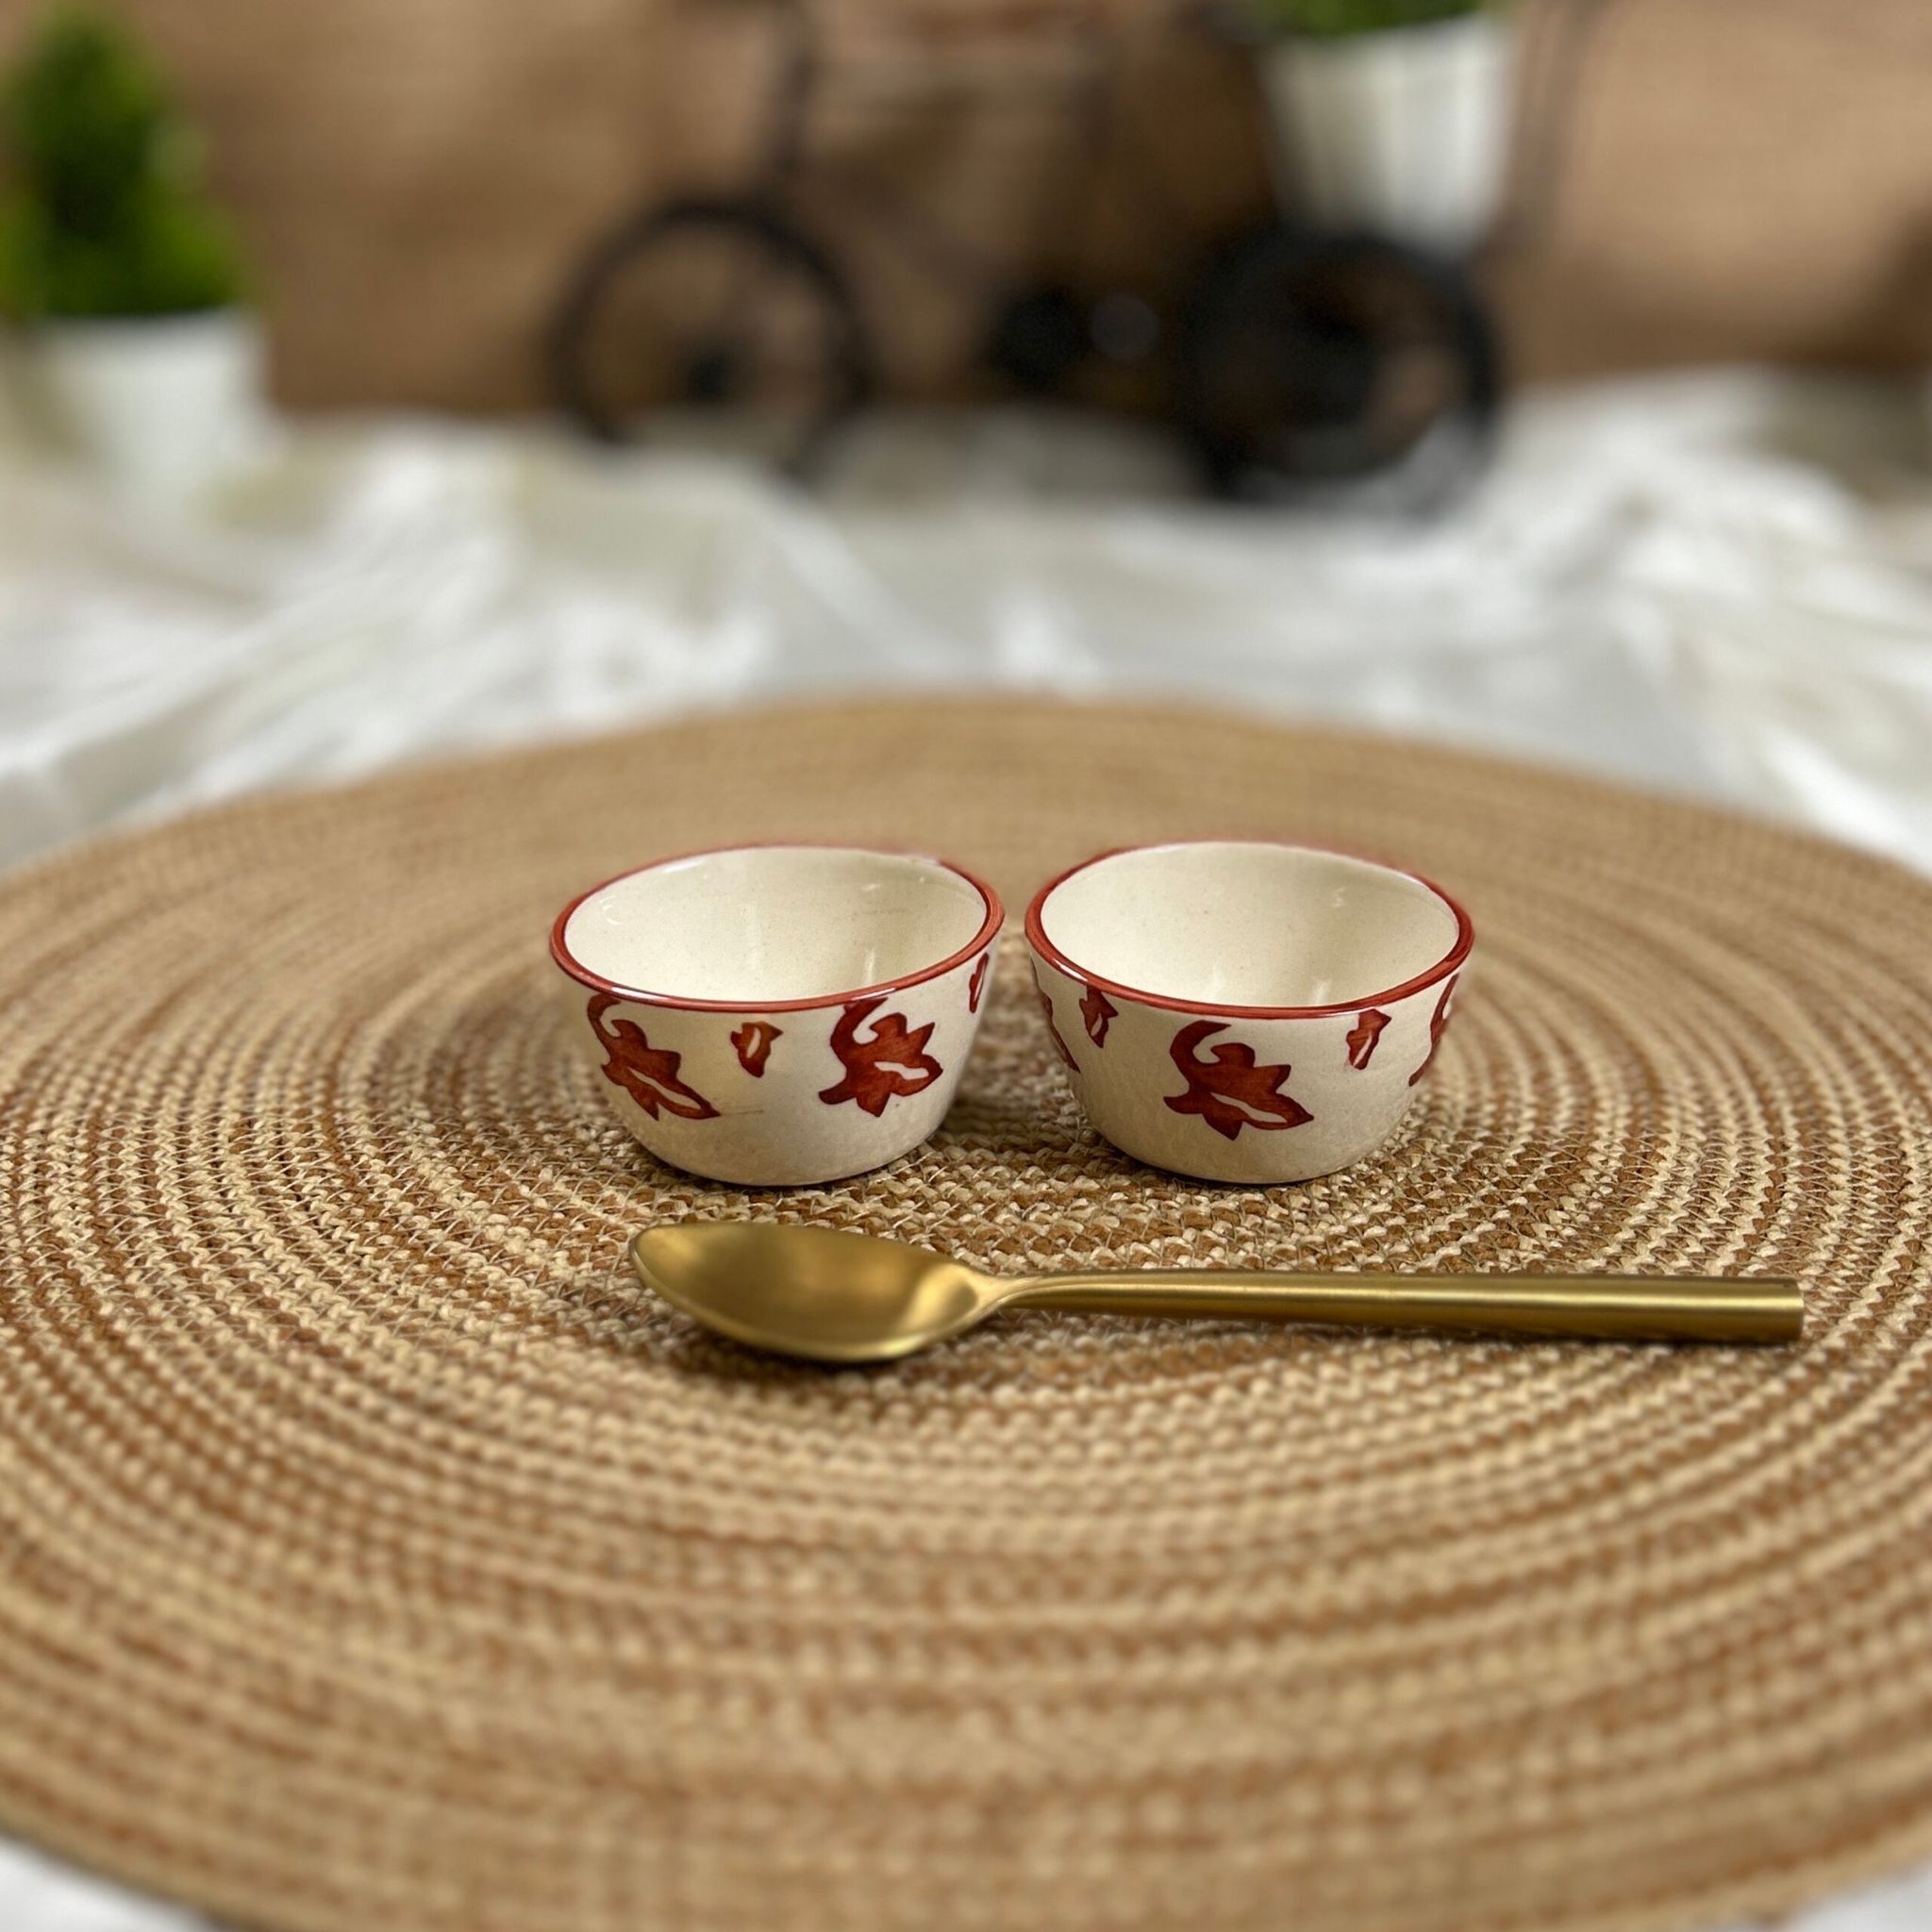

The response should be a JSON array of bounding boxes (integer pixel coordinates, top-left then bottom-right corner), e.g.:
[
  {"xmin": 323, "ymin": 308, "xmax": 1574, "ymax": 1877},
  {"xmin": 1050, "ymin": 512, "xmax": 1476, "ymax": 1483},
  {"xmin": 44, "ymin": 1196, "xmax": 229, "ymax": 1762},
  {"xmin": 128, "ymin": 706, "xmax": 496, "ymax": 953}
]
[
  {"xmin": 1248, "ymin": 0, "xmax": 1517, "ymax": 254},
  {"xmin": 0, "ymin": 6, "xmax": 262, "ymax": 498}
]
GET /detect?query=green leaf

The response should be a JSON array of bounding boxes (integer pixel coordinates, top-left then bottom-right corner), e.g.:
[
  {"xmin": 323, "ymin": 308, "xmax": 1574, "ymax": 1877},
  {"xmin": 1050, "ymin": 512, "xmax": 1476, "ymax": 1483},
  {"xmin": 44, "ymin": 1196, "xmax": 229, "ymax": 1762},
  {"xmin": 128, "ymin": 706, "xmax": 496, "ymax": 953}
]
[{"xmin": 0, "ymin": 5, "xmax": 246, "ymax": 318}]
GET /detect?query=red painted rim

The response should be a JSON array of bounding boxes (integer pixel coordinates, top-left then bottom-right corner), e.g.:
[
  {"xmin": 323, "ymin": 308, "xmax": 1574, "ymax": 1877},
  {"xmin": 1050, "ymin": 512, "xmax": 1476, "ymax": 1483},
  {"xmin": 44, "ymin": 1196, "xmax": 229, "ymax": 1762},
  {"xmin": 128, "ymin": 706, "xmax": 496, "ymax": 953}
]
[
  {"xmin": 1024, "ymin": 841, "xmax": 1473, "ymax": 1021},
  {"xmin": 551, "ymin": 842, "xmax": 1005, "ymax": 1014}
]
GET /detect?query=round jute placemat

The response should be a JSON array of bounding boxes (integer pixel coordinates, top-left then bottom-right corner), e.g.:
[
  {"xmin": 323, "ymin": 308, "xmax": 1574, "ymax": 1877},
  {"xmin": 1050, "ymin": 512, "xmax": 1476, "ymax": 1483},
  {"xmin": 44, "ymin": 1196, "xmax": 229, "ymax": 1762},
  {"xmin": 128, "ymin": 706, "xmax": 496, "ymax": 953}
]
[{"xmin": 4, "ymin": 697, "xmax": 1932, "ymax": 1932}]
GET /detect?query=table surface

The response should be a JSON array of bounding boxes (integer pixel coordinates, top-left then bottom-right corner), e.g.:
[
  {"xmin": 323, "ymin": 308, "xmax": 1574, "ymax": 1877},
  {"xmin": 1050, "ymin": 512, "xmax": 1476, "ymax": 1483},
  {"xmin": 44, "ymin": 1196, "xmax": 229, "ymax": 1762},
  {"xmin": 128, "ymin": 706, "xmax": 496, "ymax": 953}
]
[{"xmin": 5, "ymin": 370, "xmax": 1932, "ymax": 1931}]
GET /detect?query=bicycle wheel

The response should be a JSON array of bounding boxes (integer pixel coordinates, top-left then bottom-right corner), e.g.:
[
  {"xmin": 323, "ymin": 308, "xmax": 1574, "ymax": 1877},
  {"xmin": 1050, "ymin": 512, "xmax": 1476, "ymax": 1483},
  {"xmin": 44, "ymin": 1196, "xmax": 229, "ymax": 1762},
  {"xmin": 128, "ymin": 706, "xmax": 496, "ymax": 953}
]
[
  {"xmin": 547, "ymin": 197, "xmax": 873, "ymax": 475},
  {"xmin": 1176, "ymin": 224, "xmax": 1500, "ymax": 508}
]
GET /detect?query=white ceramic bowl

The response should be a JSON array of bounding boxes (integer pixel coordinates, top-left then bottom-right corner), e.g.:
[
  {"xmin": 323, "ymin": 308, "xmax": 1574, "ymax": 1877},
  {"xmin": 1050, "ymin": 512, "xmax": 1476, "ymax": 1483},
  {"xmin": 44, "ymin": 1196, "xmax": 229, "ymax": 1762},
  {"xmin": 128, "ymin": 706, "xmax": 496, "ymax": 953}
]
[
  {"xmin": 552, "ymin": 844, "xmax": 1002, "ymax": 1186},
  {"xmin": 1025, "ymin": 841, "xmax": 1472, "ymax": 1184}
]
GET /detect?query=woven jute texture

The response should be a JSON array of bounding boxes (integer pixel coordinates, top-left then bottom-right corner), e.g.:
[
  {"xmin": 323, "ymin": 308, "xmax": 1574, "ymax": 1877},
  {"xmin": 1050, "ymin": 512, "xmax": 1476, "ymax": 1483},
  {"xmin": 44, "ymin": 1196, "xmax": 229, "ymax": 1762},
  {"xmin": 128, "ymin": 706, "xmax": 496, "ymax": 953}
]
[{"xmin": 4, "ymin": 696, "xmax": 1932, "ymax": 1932}]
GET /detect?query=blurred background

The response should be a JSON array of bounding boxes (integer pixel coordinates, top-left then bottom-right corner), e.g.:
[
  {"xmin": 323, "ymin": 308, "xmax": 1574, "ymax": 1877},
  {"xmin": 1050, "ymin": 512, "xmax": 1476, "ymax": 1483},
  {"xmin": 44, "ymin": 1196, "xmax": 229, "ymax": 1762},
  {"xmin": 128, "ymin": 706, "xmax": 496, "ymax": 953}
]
[
  {"xmin": 8, "ymin": 0, "xmax": 1931, "ymax": 410},
  {"xmin": 5, "ymin": 3, "xmax": 1932, "ymax": 1926},
  {"xmin": 2, "ymin": 0, "xmax": 1932, "ymax": 875}
]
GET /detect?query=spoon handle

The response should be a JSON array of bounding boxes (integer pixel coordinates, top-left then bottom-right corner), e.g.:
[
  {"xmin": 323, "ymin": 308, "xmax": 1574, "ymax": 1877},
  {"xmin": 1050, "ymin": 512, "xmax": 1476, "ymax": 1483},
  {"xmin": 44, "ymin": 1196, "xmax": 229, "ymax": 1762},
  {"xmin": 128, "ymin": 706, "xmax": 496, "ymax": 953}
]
[{"xmin": 1006, "ymin": 1272, "xmax": 1802, "ymax": 1344}]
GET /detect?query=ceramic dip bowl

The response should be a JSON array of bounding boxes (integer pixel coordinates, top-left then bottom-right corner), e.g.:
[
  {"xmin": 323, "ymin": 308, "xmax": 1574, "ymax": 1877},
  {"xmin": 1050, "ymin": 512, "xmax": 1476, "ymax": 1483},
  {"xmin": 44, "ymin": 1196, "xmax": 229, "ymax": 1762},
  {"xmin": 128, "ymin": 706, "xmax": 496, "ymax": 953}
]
[
  {"xmin": 552, "ymin": 844, "xmax": 1002, "ymax": 1187},
  {"xmin": 1025, "ymin": 841, "xmax": 1472, "ymax": 1184}
]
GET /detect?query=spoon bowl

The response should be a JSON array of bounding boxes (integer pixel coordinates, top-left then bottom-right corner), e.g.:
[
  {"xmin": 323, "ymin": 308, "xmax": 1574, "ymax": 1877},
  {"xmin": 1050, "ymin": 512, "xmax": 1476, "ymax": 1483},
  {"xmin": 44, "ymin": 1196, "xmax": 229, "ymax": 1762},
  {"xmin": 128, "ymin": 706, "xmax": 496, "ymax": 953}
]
[
  {"xmin": 635, "ymin": 1223, "xmax": 992, "ymax": 1362},
  {"xmin": 630, "ymin": 1223, "xmax": 1803, "ymax": 1364}
]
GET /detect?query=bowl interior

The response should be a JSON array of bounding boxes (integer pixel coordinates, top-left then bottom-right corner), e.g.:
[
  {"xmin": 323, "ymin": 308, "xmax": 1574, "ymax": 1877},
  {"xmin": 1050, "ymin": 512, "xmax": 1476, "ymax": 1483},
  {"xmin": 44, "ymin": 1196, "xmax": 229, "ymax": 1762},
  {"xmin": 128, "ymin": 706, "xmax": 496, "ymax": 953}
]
[
  {"xmin": 1036, "ymin": 843, "xmax": 1462, "ymax": 1009},
  {"xmin": 560, "ymin": 846, "xmax": 992, "ymax": 1006}
]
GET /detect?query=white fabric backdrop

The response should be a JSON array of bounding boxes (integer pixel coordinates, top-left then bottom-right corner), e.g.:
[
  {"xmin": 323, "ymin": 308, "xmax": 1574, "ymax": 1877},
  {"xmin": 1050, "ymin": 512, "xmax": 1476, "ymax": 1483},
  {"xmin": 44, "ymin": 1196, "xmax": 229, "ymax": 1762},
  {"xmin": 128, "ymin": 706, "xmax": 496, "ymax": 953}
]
[{"xmin": 5, "ymin": 369, "xmax": 1932, "ymax": 1929}]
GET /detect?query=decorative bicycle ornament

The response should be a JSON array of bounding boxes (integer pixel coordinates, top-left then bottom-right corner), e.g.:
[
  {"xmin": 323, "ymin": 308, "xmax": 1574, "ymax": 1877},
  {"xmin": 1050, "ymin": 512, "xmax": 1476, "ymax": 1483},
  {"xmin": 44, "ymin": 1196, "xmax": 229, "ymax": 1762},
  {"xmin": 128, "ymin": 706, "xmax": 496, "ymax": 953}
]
[{"xmin": 541, "ymin": 0, "xmax": 1597, "ymax": 506}]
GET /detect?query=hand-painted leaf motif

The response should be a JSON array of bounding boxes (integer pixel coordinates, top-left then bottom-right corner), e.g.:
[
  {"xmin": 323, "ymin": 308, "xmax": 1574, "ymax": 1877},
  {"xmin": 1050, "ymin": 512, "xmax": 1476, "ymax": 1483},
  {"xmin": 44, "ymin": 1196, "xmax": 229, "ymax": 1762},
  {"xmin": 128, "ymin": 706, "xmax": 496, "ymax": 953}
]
[
  {"xmin": 730, "ymin": 1021, "xmax": 780, "ymax": 1077},
  {"xmin": 818, "ymin": 996, "xmax": 941, "ymax": 1117},
  {"xmin": 969, "ymin": 954, "xmax": 990, "ymax": 1013},
  {"xmin": 1079, "ymin": 983, "xmax": 1118, "ymax": 1048},
  {"xmin": 1030, "ymin": 966, "xmax": 1077, "ymax": 1069},
  {"xmin": 1164, "ymin": 1020, "xmax": 1311, "ymax": 1141},
  {"xmin": 1345, "ymin": 1008, "xmax": 1391, "ymax": 1071},
  {"xmin": 586, "ymin": 994, "xmax": 719, "ymax": 1121},
  {"xmin": 1407, "ymin": 975, "xmax": 1459, "ymax": 1087}
]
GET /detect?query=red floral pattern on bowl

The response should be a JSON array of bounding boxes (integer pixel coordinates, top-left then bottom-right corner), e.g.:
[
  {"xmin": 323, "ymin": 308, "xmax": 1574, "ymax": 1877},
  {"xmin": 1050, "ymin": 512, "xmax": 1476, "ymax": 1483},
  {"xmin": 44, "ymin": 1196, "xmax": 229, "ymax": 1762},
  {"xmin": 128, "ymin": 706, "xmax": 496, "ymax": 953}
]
[
  {"xmin": 553, "ymin": 844, "xmax": 1002, "ymax": 1187},
  {"xmin": 1025, "ymin": 841, "xmax": 1472, "ymax": 1184}
]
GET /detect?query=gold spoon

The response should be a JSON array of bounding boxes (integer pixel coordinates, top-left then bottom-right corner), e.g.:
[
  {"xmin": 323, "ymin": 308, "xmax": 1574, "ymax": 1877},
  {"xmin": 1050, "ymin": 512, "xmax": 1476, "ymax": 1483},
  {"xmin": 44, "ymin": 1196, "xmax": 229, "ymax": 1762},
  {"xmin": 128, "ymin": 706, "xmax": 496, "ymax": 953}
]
[{"xmin": 630, "ymin": 1223, "xmax": 1803, "ymax": 1364}]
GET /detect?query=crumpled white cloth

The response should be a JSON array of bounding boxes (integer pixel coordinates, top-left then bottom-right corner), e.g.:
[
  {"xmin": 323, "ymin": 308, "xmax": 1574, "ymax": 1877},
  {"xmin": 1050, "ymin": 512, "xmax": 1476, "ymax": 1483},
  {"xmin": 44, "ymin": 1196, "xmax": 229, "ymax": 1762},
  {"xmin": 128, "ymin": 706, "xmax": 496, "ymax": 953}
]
[
  {"xmin": 5, "ymin": 369, "xmax": 1932, "ymax": 875},
  {"xmin": 4, "ymin": 369, "xmax": 1932, "ymax": 1932}
]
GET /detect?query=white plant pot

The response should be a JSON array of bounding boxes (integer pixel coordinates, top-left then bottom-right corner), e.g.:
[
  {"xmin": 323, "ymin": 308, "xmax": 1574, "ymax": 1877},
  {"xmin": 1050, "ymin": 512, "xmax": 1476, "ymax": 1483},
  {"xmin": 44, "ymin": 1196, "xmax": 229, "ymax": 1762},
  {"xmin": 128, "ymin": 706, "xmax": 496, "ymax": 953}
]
[
  {"xmin": 1258, "ymin": 11, "xmax": 1518, "ymax": 254},
  {"xmin": 10, "ymin": 307, "xmax": 268, "ymax": 503}
]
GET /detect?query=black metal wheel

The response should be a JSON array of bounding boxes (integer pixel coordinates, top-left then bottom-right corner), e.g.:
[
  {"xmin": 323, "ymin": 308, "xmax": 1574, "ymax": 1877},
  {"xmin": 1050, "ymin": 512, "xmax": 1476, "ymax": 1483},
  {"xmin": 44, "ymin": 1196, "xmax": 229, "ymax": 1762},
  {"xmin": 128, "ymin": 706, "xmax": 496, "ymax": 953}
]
[
  {"xmin": 1176, "ymin": 224, "xmax": 1501, "ymax": 508},
  {"xmin": 547, "ymin": 197, "xmax": 873, "ymax": 475}
]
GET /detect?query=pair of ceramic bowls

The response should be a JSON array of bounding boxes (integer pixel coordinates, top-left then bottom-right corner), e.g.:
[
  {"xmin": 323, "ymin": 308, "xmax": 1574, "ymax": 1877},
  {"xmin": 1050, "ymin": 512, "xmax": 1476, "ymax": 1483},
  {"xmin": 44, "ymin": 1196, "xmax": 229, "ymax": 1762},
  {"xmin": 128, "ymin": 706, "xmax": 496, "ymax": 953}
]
[{"xmin": 550, "ymin": 841, "xmax": 1473, "ymax": 1188}]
